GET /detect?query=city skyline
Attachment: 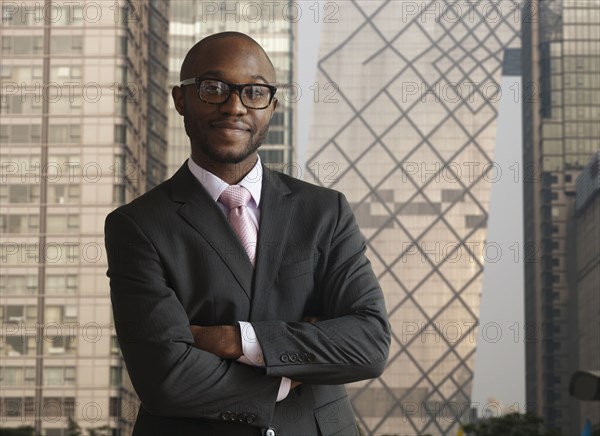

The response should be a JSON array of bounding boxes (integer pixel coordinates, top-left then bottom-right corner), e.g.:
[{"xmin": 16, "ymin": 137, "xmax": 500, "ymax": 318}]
[{"xmin": 2, "ymin": 1, "xmax": 597, "ymax": 435}]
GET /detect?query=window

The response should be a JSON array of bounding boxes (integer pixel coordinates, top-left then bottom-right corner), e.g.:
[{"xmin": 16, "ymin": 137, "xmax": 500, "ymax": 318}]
[
  {"xmin": 45, "ymin": 306, "xmax": 64, "ymax": 323},
  {"xmin": 110, "ymin": 366, "xmax": 122, "ymax": 387},
  {"xmin": 109, "ymin": 397, "xmax": 121, "ymax": 417},
  {"xmin": 111, "ymin": 336, "xmax": 120, "ymax": 355},
  {"xmin": 2, "ymin": 125, "xmax": 41, "ymax": 143},
  {"xmin": 23, "ymin": 367, "xmax": 35, "ymax": 385},
  {"xmin": 265, "ymin": 130, "xmax": 284, "ymax": 144},
  {"xmin": 64, "ymin": 305, "xmax": 77, "ymax": 320},
  {"xmin": 51, "ymin": 4, "xmax": 83, "ymax": 25},
  {"xmin": 65, "ymin": 366, "xmax": 75, "ymax": 386},
  {"xmin": 0, "ymin": 275, "xmax": 37, "ymax": 295},
  {"xmin": 8, "ymin": 185, "xmax": 29, "ymax": 203},
  {"xmin": 47, "ymin": 335, "xmax": 77, "ymax": 355},
  {"xmin": 1, "ymin": 397, "xmax": 25, "ymax": 417},
  {"xmin": 3, "ymin": 305, "xmax": 37, "ymax": 323},
  {"xmin": 67, "ymin": 215, "xmax": 79, "ymax": 229},
  {"xmin": 5, "ymin": 336, "xmax": 26, "ymax": 356},
  {"xmin": 46, "ymin": 275, "xmax": 78, "ymax": 294},
  {"xmin": 4, "ymin": 214, "xmax": 38, "ymax": 233},
  {"xmin": 0, "ymin": 367, "xmax": 35, "ymax": 386},
  {"xmin": 1, "ymin": 367, "xmax": 22, "ymax": 386},
  {"xmin": 48, "ymin": 125, "xmax": 81, "ymax": 143},
  {"xmin": 44, "ymin": 367, "xmax": 75, "ymax": 386}
]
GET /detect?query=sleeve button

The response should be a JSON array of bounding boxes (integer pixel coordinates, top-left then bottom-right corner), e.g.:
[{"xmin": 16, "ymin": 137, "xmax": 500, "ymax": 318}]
[{"xmin": 280, "ymin": 353, "xmax": 289, "ymax": 363}]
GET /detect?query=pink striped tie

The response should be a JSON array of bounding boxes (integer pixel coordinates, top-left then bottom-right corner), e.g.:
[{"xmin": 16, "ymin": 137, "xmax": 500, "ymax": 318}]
[{"xmin": 219, "ymin": 185, "xmax": 257, "ymax": 265}]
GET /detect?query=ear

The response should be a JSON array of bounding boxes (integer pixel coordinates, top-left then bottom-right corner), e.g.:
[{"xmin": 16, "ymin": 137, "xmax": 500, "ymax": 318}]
[
  {"xmin": 270, "ymin": 97, "xmax": 278, "ymax": 115},
  {"xmin": 172, "ymin": 86, "xmax": 185, "ymax": 115}
]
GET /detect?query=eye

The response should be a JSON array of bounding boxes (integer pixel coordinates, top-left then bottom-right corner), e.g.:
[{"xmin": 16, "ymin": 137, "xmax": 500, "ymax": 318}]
[
  {"xmin": 244, "ymin": 86, "xmax": 267, "ymax": 100},
  {"xmin": 201, "ymin": 81, "xmax": 226, "ymax": 95}
]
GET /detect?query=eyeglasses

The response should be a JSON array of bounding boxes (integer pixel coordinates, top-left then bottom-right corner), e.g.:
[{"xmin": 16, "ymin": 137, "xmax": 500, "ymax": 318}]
[{"xmin": 180, "ymin": 78, "xmax": 277, "ymax": 110}]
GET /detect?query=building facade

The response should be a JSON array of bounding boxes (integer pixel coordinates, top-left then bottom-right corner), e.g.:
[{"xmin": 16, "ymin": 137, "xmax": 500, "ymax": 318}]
[
  {"xmin": 306, "ymin": 1, "xmax": 521, "ymax": 434},
  {"xmin": 167, "ymin": 0, "xmax": 295, "ymax": 176},
  {"xmin": 522, "ymin": 0, "xmax": 600, "ymax": 433},
  {"xmin": 573, "ymin": 152, "xmax": 600, "ymax": 432},
  {"xmin": 0, "ymin": 1, "xmax": 169, "ymax": 434}
]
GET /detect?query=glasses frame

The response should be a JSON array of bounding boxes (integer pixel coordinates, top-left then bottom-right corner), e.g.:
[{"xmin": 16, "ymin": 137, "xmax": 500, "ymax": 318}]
[{"xmin": 180, "ymin": 78, "xmax": 277, "ymax": 110}]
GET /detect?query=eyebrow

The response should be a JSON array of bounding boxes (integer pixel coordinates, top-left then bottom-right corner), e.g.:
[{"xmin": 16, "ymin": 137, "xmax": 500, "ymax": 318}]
[{"xmin": 197, "ymin": 70, "xmax": 271, "ymax": 84}]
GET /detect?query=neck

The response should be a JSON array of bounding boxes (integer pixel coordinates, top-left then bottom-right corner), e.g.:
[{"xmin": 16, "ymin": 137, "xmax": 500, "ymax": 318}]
[{"xmin": 191, "ymin": 154, "xmax": 258, "ymax": 185}]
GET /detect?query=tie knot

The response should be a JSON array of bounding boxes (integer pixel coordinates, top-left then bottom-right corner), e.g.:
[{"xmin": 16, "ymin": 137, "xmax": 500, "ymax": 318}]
[{"xmin": 219, "ymin": 185, "xmax": 252, "ymax": 210}]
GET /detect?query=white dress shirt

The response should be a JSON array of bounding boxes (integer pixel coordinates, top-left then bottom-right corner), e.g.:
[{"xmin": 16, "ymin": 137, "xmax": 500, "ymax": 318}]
[{"xmin": 187, "ymin": 156, "xmax": 291, "ymax": 402}]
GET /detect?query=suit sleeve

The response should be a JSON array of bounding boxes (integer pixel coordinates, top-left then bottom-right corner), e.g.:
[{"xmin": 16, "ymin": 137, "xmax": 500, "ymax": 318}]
[
  {"xmin": 253, "ymin": 192, "xmax": 391, "ymax": 384},
  {"xmin": 105, "ymin": 209, "xmax": 280, "ymax": 426}
]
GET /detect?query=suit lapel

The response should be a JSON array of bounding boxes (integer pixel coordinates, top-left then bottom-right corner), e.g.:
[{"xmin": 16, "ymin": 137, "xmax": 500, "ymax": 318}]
[
  {"xmin": 170, "ymin": 162, "xmax": 253, "ymax": 300},
  {"xmin": 250, "ymin": 166, "xmax": 295, "ymax": 320}
]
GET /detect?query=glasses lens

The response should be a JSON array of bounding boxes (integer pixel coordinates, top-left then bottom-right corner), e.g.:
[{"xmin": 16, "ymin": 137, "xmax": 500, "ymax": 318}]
[
  {"xmin": 198, "ymin": 80, "xmax": 229, "ymax": 104},
  {"xmin": 241, "ymin": 85, "xmax": 271, "ymax": 109},
  {"xmin": 197, "ymin": 80, "xmax": 273, "ymax": 109}
]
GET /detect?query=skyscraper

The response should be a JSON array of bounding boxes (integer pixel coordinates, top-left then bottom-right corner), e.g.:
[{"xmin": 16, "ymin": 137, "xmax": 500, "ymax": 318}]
[
  {"xmin": 167, "ymin": 0, "xmax": 295, "ymax": 176},
  {"xmin": 0, "ymin": 1, "xmax": 169, "ymax": 434},
  {"xmin": 522, "ymin": 0, "xmax": 600, "ymax": 433},
  {"xmin": 306, "ymin": 1, "xmax": 521, "ymax": 434},
  {"xmin": 573, "ymin": 152, "xmax": 600, "ymax": 432}
]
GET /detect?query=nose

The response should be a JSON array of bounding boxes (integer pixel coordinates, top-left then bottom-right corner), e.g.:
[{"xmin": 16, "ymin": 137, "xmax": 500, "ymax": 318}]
[{"xmin": 219, "ymin": 90, "xmax": 247, "ymax": 116}]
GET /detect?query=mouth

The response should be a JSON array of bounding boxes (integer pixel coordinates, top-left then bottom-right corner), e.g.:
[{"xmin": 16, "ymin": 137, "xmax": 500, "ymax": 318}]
[{"xmin": 210, "ymin": 121, "xmax": 252, "ymax": 134}]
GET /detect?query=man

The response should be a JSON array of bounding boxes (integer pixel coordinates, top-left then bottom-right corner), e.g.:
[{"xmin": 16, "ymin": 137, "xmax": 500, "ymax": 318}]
[{"xmin": 105, "ymin": 32, "xmax": 390, "ymax": 436}]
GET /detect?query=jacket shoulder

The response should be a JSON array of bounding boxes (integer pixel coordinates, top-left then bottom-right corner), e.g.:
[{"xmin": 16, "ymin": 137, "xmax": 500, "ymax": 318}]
[
  {"xmin": 270, "ymin": 170, "xmax": 344, "ymax": 201},
  {"xmin": 107, "ymin": 177, "xmax": 173, "ymax": 221}
]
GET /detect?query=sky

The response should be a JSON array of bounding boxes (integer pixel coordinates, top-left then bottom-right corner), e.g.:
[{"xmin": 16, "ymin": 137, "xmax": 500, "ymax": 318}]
[
  {"xmin": 296, "ymin": 9, "xmax": 526, "ymax": 414},
  {"xmin": 471, "ymin": 75, "xmax": 526, "ymax": 413}
]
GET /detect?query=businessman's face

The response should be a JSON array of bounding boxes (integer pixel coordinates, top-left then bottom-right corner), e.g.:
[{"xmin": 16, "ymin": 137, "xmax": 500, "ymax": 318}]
[{"xmin": 172, "ymin": 35, "xmax": 278, "ymax": 169}]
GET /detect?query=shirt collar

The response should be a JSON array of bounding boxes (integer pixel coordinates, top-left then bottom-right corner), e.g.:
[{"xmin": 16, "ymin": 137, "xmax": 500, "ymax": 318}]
[{"xmin": 187, "ymin": 156, "xmax": 263, "ymax": 207}]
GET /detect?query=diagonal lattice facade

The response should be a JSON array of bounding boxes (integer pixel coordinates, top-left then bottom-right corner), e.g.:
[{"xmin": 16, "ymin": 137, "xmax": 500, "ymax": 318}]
[{"xmin": 306, "ymin": 1, "xmax": 521, "ymax": 434}]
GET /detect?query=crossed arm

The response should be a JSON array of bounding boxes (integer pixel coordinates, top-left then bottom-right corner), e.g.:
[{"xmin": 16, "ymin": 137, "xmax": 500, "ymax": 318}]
[{"xmin": 189, "ymin": 322, "xmax": 316, "ymax": 390}]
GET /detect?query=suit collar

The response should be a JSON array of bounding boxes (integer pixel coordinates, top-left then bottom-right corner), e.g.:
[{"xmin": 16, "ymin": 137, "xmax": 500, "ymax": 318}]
[
  {"xmin": 168, "ymin": 161, "xmax": 295, "ymax": 316},
  {"xmin": 170, "ymin": 162, "xmax": 254, "ymax": 300}
]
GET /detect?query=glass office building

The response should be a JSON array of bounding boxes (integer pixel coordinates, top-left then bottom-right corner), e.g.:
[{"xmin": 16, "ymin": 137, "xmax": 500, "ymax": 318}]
[
  {"xmin": 167, "ymin": 0, "xmax": 295, "ymax": 176},
  {"xmin": 307, "ymin": 1, "xmax": 521, "ymax": 434},
  {"xmin": 0, "ymin": 1, "xmax": 169, "ymax": 434},
  {"xmin": 522, "ymin": 1, "xmax": 600, "ymax": 433},
  {"xmin": 573, "ymin": 152, "xmax": 600, "ymax": 433}
]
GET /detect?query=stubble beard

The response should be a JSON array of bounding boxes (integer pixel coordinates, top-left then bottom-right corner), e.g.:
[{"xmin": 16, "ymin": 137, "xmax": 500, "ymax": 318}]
[{"xmin": 186, "ymin": 119, "xmax": 270, "ymax": 165}]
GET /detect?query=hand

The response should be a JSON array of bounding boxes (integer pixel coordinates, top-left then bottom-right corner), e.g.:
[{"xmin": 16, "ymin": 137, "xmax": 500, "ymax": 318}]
[
  {"xmin": 189, "ymin": 325, "xmax": 243, "ymax": 360},
  {"xmin": 302, "ymin": 316, "xmax": 321, "ymax": 323}
]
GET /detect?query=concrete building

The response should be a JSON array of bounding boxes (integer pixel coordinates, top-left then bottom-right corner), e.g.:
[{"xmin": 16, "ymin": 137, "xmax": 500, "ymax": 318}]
[
  {"xmin": 0, "ymin": 1, "xmax": 169, "ymax": 434},
  {"xmin": 522, "ymin": 0, "xmax": 600, "ymax": 433},
  {"xmin": 167, "ymin": 0, "xmax": 295, "ymax": 176},
  {"xmin": 306, "ymin": 1, "xmax": 521, "ymax": 434}
]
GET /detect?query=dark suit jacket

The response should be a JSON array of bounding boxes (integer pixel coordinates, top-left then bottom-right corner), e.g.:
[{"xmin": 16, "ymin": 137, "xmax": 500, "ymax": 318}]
[{"xmin": 105, "ymin": 162, "xmax": 390, "ymax": 436}]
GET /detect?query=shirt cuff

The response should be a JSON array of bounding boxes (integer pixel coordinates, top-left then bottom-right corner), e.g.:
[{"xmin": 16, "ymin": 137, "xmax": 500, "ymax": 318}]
[
  {"xmin": 276, "ymin": 377, "xmax": 292, "ymax": 402},
  {"xmin": 237, "ymin": 321, "xmax": 264, "ymax": 366}
]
